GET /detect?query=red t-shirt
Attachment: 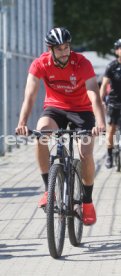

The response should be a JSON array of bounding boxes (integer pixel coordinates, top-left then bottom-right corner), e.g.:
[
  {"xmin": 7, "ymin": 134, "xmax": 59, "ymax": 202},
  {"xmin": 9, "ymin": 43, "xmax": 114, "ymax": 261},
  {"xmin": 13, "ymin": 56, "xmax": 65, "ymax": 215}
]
[{"xmin": 29, "ymin": 51, "xmax": 95, "ymax": 111}]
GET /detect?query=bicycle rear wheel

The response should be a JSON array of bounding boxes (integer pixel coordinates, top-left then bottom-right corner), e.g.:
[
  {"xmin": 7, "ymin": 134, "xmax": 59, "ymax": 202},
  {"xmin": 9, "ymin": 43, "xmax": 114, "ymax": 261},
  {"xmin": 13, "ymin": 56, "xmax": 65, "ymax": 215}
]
[
  {"xmin": 68, "ymin": 159, "xmax": 83, "ymax": 246},
  {"xmin": 47, "ymin": 164, "xmax": 66, "ymax": 258}
]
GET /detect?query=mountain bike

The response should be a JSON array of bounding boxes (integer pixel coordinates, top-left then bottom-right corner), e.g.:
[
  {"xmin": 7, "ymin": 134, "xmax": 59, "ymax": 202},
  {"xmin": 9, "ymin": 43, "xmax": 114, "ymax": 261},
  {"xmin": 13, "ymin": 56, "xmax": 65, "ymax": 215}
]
[
  {"xmin": 29, "ymin": 127, "xmax": 91, "ymax": 258},
  {"xmin": 108, "ymin": 103, "xmax": 121, "ymax": 171}
]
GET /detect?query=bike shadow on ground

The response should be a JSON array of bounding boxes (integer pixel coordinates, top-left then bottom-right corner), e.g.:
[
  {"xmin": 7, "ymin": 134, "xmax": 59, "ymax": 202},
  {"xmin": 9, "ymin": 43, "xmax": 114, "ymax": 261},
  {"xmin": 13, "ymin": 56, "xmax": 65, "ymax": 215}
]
[
  {"xmin": 1, "ymin": 239, "xmax": 121, "ymax": 261},
  {"xmin": 60, "ymin": 238, "xmax": 121, "ymax": 261},
  {"xmin": 0, "ymin": 187, "xmax": 40, "ymax": 198}
]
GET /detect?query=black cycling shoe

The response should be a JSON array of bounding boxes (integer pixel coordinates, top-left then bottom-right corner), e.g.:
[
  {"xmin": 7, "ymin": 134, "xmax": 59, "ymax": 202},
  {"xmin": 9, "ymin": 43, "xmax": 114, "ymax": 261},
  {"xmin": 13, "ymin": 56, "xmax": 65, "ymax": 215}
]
[{"xmin": 105, "ymin": 155, "xmax": 113, "ymax": 169}]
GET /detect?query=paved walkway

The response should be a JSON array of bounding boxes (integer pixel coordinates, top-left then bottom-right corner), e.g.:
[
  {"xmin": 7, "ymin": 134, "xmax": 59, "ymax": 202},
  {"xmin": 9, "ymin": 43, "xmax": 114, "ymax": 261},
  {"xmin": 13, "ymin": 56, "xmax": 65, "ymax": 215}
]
[{"xmin": 0, "ymin": 138, "xmax": 121, "ymax": 276}]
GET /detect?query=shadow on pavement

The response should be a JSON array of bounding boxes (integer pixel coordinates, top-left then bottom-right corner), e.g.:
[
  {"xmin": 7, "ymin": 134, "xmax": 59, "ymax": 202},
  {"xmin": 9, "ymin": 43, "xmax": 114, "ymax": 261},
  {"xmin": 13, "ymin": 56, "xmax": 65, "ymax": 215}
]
[
  {"xmin": 60, "ymin": 238, "xmax": 121, "ymax": 261},
  {"xmin": 0, "ymin": 187, "xmax": 40, "ymax": 198}
]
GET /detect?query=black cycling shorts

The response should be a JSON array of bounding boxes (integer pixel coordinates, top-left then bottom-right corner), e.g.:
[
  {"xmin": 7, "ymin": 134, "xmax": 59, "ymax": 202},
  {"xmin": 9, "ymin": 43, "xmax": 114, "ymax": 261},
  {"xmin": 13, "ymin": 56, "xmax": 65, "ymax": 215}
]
[
  {"xmin": 107, "ymin": 106, "xmax": 120, "ymax": 125},
  {"xmin": 40, "ymin": 107, "xmax": 95, "ymax": 130}
]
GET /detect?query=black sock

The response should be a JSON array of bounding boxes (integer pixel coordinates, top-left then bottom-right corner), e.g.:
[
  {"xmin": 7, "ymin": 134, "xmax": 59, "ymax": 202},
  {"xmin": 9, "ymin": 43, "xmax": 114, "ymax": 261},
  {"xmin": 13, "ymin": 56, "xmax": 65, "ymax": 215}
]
[
  {"xmin": 41, "ymin": 173, "xmax": 48, "ymax": 191},
  {"xmin": 107, "ymin": 148, "xmax": 113, "ymax": 156},
  {"xmin": 83, "ymin": 184, "xmax": 93, "ymax": 203}
]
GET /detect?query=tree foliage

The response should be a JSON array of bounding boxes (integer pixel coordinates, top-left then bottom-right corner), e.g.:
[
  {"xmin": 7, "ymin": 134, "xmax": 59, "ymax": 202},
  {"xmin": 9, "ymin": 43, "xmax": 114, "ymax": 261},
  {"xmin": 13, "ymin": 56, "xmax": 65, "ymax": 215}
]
[{"xmin": 54, "ymin": 0, "xmax": 121, "ymax": 55}]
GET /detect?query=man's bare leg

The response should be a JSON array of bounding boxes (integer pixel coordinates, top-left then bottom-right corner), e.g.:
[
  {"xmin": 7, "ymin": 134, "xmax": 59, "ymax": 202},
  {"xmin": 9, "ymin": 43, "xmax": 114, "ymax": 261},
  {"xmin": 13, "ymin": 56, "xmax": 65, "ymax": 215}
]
[
  {"xmin": 105, "ymin": 123, "xmax": 116, "ymax": 168},
  {"xmin": 36, "ymin": 116, "xmax": 58, "ymax": 191},
  {"xmin": 78, "ymin": 137, "xmax": 96, "ymax": 225},
  {"xmin": 78, "ymin": 137, "xmax": 95, "ymax": 186}
]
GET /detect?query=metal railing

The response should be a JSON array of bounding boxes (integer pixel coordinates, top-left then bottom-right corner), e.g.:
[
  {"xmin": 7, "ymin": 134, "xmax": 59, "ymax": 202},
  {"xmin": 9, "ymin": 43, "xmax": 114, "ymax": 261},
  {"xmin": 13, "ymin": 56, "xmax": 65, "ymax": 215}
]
[{"xmin": 0, "ymin": 0, "xmax": 53, "ymax": 155}]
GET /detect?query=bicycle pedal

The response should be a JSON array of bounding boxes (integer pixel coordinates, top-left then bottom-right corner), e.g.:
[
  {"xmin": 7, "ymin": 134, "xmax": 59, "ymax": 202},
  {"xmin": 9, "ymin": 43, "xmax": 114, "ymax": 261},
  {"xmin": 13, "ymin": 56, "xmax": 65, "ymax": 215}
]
[
  {"xmin": 73, "ymin": 199, "xmax": 82, "ymax": 205},
  {"xmin": 74, "ymin": 205, "xmax": 82, "ymax": 218},
  {"xmin": 74, "ymin": 212, "xmax": 81, "ymax": 220}
]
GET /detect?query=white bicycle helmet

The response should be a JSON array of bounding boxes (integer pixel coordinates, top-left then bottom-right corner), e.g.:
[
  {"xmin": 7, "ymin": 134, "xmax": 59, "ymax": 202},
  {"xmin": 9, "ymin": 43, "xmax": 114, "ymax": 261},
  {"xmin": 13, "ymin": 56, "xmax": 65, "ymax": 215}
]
[{"xmin": 45, "ymin": 27, "xmax": 72, "ymax": 47}]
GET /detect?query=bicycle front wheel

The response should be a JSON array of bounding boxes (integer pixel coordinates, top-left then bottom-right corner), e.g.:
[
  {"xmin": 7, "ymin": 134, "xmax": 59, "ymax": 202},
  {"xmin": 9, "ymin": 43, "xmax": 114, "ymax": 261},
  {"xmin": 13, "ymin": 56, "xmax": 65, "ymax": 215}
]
[
  {"xmin": 68, "ymin": 159, "xmax": 83, "ymax": 246},
  {"xmin": 47, "ymin": 164, "xmax": 66, "ymax": 258}
]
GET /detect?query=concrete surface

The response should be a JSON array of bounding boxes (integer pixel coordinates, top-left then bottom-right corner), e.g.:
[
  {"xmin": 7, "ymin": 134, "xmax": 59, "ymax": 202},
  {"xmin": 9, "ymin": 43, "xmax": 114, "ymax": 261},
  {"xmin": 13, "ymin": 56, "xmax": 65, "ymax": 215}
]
[{"xmin": 0, "ymin": 137, "xmax": 121, "ymax": 276}]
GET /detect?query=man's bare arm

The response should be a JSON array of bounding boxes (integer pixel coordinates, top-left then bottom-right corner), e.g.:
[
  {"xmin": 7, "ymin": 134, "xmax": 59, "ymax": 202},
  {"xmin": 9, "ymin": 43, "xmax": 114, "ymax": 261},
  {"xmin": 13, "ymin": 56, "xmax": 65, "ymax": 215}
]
[
  {"xmin": 86, "ymin": 76, "xmax": 106, "ymax": 132},
  {"xmin": 16, "ymin": 73, "xmax": 40, "ymax": 135},
  {"xmin": 100, "ymin": 76, "xmax": 110, "ymax": 101}
]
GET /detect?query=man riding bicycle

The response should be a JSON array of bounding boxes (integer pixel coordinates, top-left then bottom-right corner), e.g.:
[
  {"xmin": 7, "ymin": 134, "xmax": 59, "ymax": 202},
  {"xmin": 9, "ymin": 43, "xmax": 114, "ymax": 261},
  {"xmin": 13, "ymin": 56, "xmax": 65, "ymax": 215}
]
[
  {"xmin": 16, "ymin": 27, "xmax": 105, "ymax": 225},
  {"xmin": 100, "ymin": 39, "xmax": 121, "ymax": 168}
]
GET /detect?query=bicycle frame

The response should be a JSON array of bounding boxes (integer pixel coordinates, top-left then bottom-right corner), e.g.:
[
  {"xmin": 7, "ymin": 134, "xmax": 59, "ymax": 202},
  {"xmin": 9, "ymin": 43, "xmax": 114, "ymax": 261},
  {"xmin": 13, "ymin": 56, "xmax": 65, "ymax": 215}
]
[{"xmin": 31, "ymin": 128, "xmax": 90, "ymax": 215}]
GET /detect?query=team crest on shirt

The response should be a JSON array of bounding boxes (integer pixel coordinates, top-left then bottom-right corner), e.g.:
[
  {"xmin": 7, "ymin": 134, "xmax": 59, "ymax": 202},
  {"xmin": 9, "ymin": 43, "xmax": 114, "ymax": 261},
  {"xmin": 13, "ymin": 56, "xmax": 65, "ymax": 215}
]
[{"xmin": 70, "ymin": 74, "xmax": 77, "ymax": 86}]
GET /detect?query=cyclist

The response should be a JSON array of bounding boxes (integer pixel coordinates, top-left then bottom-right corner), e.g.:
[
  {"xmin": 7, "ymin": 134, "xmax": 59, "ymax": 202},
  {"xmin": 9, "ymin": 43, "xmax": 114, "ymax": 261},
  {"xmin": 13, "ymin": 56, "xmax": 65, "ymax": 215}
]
[
  {"xmin": 15, "ymin": 27, "xmax": 105, "ymax": 225},
  {"xmin": 100, "ymin": 38, "xmax": 121, "ymax": 168}
]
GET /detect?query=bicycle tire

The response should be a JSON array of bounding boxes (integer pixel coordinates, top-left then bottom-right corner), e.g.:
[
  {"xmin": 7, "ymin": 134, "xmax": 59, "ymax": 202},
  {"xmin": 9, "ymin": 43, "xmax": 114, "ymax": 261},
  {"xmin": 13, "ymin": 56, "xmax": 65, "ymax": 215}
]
[
  {"xmin": 47, "ymin": 164, "xmax": 66, "ymax": 258},
  {"xmin": 68, "ymin": 159, "xmax": 83, "ymax": 246},
  {"xmin": 116, "ymin": 153, "xmax": 120, "ymax": 172},
  {"xmin": 118, "ymin": 150, "xmax": 121, "ymax": 172},
  {"xmin": 114, "ymin": 146, "xmax": 120, "ymax": 172}
]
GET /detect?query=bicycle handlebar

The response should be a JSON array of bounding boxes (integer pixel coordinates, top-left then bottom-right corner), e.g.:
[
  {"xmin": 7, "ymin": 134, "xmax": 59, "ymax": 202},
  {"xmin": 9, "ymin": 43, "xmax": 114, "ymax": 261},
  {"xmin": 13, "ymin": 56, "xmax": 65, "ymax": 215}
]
[
  {"xmin": 28, "ymin": 129, "xmax": 92, "ymax": 137},
  {"xmin": 108, "ymin": 103, "xmax": 121, "ymax": 109}
]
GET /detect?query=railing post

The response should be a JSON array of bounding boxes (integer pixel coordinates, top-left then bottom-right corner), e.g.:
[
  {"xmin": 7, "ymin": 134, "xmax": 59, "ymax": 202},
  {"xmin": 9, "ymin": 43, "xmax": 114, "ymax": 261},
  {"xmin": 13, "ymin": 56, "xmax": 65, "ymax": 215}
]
[{"xmin": 3, "ymin": 7, "xmax": 8, "ymax": 153}]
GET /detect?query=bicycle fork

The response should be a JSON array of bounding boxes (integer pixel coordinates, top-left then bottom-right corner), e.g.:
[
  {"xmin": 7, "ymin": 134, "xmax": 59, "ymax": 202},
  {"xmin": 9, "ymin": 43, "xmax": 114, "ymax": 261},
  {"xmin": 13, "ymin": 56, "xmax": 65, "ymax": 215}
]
[{"xmin": 62, "ymin": 157, "xmax": 74, "ymax": 216}]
